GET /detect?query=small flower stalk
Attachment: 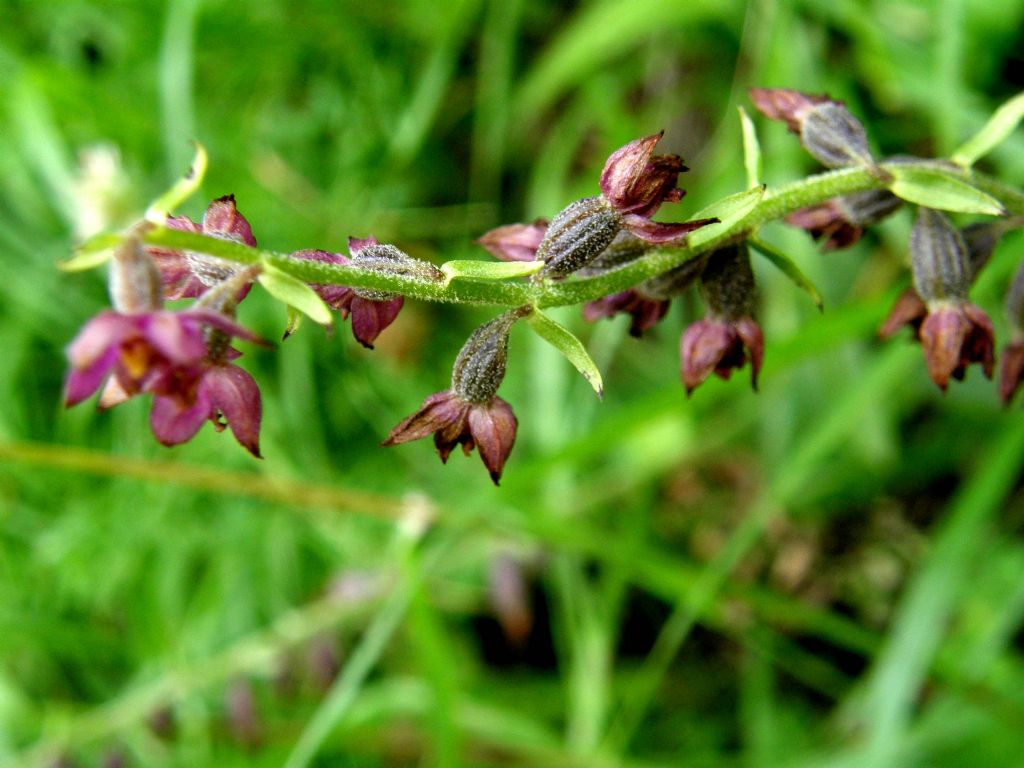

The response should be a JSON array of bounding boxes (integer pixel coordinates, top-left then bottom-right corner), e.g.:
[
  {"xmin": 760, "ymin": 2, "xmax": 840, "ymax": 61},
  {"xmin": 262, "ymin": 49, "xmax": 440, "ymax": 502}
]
[
  {"xmin": 384, "ymin": 310, "xmax": 525, "ymax": 484},
  {"xmin": 680, "ymin": 245, "xmax": 764, "ymax": 395},
  {"xmin": 907, "ymin": 208, "xmax": 995, "ymax": 390}
]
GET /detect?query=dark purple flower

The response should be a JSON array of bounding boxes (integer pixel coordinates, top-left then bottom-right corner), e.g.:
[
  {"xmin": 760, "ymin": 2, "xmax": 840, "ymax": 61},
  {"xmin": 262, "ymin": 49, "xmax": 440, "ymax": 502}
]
[
  {"xmin": 680, "ymin": 245, "xmax": 763, "ymax": 394},
  {"xmin": 149, "ymin": 195, "xmax": 257, "ymax": 300},
  {"xmin": 680, "ymin": 316, "xmax": 764, "ymax": 395},
  {"xmin": 598, "ymin": 132, "xmax": 718, "ymax": 243},
  {"xmin": 150, "ymin": 349, "xmax": 263, "ymax": 457},
  {"xmin": 918, "ymin": 302, "xmax": 995, "ymax": 390},
  {"xmin": 477, "ymin": 221, "xmax": 548, "ymax": 262},
  {"xmin": 64, "ymin": 307, "xmax": 249, "ymax": 407},
  {"xmin": 383, "ymin": 390, "xmax": 517, "ymax": 484},
  {"xmin": 384, "ymin": 310, "xmax": 523, "ymax": 484}
]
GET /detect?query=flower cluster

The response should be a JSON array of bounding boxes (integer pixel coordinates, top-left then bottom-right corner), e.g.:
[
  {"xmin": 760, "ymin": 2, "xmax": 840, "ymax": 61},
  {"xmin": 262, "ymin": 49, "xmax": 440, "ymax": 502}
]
[{"xmin": 63, "ymin": 87, "xmax": 1024, "ymax": 485}]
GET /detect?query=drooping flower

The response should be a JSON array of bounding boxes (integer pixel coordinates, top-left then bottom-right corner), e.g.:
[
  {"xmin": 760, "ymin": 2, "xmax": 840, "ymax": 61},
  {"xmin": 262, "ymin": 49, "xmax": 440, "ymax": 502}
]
[
  {"xmin": 149, "ymin": 348, "xmax": 263, "ymax": 457},
  {"xmin": 918, "ymin": 302, "xmax": 995, "ymax": 389},
  {"xmin": 148, "ymin": 195, "xmax": 257, "ymax": 300},
  {"xmin": 384, "ymin": 310, "xmax": 523, "ymax": 484},
  {"xmin": 680, "ymin": 245, "xmax": 764, "ymax": 394},
  {"xmin": 293, "ymin": 237, "xmax": 441, "ymax": 349},
  {"xmin": 146, "ymin": 268, "xmax": 265, "ymax": 456},
  {"xmin": 892, "ymin": 208, "xmax": 996, "ymax": 390}
]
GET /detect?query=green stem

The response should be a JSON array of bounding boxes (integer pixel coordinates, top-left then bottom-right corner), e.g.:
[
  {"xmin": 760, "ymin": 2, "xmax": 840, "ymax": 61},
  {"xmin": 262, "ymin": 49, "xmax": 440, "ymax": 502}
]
[{"xmin": 137, "ymin": 162, "xmax": 1024, "ymax": 311}]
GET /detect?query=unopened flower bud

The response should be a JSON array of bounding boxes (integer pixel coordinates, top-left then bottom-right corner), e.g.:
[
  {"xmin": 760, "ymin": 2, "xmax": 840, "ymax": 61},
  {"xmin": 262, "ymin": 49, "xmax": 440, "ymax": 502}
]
[
  {"xmin": 452, "ymin": 309, "xmax": 525, "ymax": 402},
  {"xmin": 538, "ymin": 196, "xmax": 622, "ymax": 277},
  {"xmin": 109, "ymin": 236, "xmax": 162, "ymax": 313},
  {"xmin": 910, "ymin": 208, "xmax": 971, "ymax": 304}
]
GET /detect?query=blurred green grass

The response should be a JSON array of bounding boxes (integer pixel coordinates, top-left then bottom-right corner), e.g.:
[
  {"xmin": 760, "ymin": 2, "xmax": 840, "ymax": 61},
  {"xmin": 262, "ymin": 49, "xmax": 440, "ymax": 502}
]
[{"xmin": 2, "ymin": 0, "xmax": 1024, "ymax": 766}]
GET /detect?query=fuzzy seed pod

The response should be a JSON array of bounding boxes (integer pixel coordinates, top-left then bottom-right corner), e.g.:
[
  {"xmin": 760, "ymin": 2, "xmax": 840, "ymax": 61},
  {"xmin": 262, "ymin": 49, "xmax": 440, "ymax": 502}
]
[
  {"xmin": 451, "ymin": 310, "xmax": 524, "ymax": 403},
  {"xmin": 700, "ymin": 245, "xmax": 757, "ymax": 320},
  {"xmin": 910, "ymin": 208, "xmax": 971, "ymax": 304},
  {"xmin": 350, "ymin": 242, "xmax": 442, "ymax": 300},
  {"xmin": 800, "ymin": 102, "xmax": 874, "ymax": 169},
  {"xmin": 538, "ymin": 196, "xmax": 622, "ymax": 277}
]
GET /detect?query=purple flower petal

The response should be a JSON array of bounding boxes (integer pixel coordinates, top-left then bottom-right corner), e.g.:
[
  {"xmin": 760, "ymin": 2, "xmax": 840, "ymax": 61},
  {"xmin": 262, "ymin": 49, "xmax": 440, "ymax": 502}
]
[
  {"xmin": 205, "ymin": 364, "xmax": 263, "ymax": 457},
  {"xmin": 66, "ymin": 311, "xmax": 134, "ymax": 369},
  {"xmin": 621, "ymin": 214, "xmax": 718, "ymax": 244},
  {"xmin": 141, "ymin": 312, "xmax": 208, "ymax": 365},
  {"xmin": 202, "ymin": 195, "xmax": 257, "ymax": 246},
  {"xmin": 150, "ymin": 390, "xmax": 211, "ymax": 446},
  {"xmin": 349, "ymin": 295, "xmax": 404, "ymax": 349},
  {"xmin": 468, "ymin": 398, "xmax": 518, "ymax": 485},
  {"xmin": 477, "ymin": 222, "xmax": 548, "ymax": 262},
  {"xmin": 347, "ymin": 236, "xmax": 380, "ymax": 255},
  {"xmin": 64, "ymin": 346, "xmax": 119, "ymax": 406},
  {"xmin": 187, "ymin": 308, "xmax": 267, "ymax": 345}
]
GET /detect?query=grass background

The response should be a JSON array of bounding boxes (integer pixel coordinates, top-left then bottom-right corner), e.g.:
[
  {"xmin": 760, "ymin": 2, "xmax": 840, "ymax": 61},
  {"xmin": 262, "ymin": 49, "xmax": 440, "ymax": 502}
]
[{"xmin": 2, "ymin": 0, "xmax": 1024, "ymax": 766}]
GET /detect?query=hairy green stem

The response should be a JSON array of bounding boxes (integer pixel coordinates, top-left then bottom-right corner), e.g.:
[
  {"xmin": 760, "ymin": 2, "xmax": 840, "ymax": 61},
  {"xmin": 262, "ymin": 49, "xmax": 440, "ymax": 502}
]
[{"xmin": 138, "ymin": 162, "xmax": 1024, "ymax": 310}]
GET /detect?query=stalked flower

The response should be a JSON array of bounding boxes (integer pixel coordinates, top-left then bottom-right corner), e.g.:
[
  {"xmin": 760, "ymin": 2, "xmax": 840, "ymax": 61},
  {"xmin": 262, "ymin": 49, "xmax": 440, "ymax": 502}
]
[
  {"xmin": 384, "ymin": 310, "xmax": 524, "ymax": 484},
  {"xmin": 148, "ymin": 195, "xmax": 257, "ymax": 300},
  {"xmin": 294, "ymin": 237, "xmax": 441, "ymax": 349},
  {"xmin": 64, "ymin": 237, "xmax": 255, "ymax": 408},
  {"xmin": 537, "ymin": 133, "xmax": 717, "ymax": 277},
  {"xmin": 149, "ymin": 349, "xmax": 263, "ymax": 456},
  {"xmin": 879, "ymin": 217, "xmax": 1010, "ymax": 342},
  {"xmin": 750, "ymin": 88, "xmax": 875, "ymax": 170},
  {"xmin": 680, "ymin": 245, "xmax": 764, "ymax": 394},
  {"xmin": 786, "ymin": 189, "xmax": 902, "ymax": 250},
  {"xmin": 906, "ymin": 208, "xmax": 995, "ymax": 390},
  {"xmin": 999, "ymin": 262, "xmax": 1024, "ymax": 405},
  {"xmin": 148, "ymin": 270, "xmax": 265, "ymax": 457},
  {"xmin": 477, "ymin": 221, "xmax": 548, "ymax": 262}
]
